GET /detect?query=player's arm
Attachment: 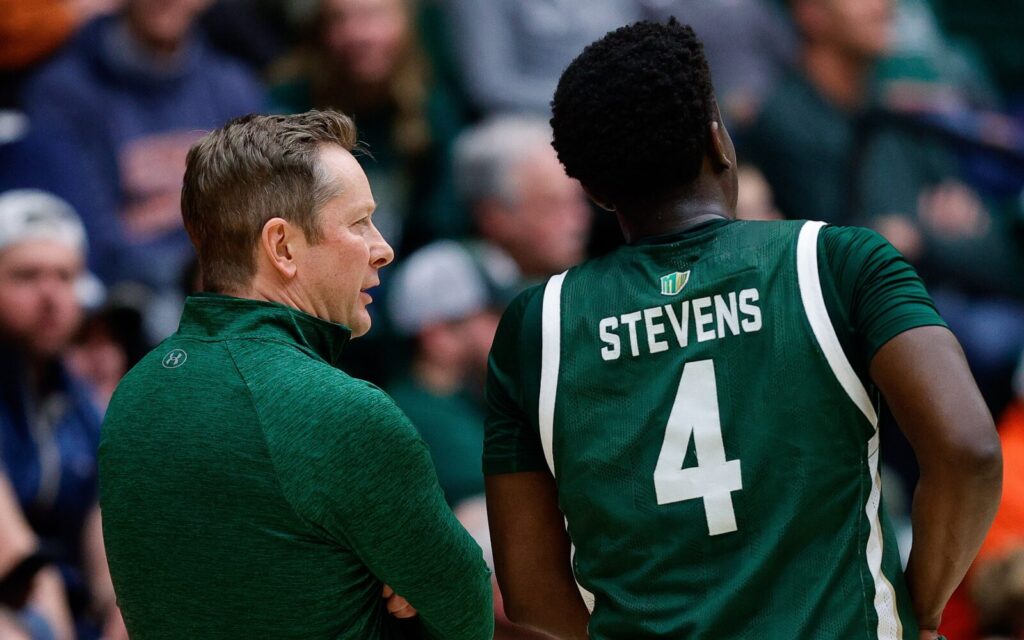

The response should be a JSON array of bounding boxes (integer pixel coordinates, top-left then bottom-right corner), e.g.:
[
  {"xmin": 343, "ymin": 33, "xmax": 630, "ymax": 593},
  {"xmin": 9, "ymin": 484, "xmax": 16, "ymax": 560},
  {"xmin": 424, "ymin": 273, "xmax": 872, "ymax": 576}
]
[
  {"xmin": 825, "ymin": 225, "xmax": 1002, "ymax": 636},
  {"xmin": 486, "ymin": 471, "xmax": 590, "ymax": 639},
  {"xmin": 482, "ymin": 287, "xmax": 590, "ymax": 638},
  {"xmin": 871, "ymin": 327, "xmax": 1001, "ymax": 634}
]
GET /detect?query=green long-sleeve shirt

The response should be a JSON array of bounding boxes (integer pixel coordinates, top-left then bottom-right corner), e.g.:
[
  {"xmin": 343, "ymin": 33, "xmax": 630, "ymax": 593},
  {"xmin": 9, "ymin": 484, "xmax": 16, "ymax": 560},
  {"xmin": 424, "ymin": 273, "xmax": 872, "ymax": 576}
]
[{"xmin": 99, "ymin": 294, "xmax": 493, "ymax": 639}]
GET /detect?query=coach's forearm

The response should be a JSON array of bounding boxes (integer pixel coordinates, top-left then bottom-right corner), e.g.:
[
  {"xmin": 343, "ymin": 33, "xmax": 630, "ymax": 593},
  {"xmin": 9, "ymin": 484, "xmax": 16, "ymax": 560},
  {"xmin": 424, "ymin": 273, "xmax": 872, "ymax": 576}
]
[{"xmin": 905, "ymin": 451, "xmax": 1001, "ymax": 629}]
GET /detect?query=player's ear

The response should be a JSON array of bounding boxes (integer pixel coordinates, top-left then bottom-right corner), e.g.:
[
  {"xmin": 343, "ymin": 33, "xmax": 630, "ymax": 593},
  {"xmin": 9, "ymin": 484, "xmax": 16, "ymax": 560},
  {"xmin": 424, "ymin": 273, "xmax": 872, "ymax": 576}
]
[
  {"xmin": 707, "ymin": 120, "xmax": 733, "ymax": 173},
  {"xmin": 260, "ymin": 217, "xmax": 299, "ymax": 279}
]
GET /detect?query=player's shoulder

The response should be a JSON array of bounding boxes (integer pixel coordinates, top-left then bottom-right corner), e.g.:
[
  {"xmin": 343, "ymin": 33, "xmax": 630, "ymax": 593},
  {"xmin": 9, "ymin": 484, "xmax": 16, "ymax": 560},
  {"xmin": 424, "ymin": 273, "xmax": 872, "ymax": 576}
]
[
  {"xmin": 818, "ymin": 222, "xmax": 891, "ymax": 248},
  {"xmin": 816, "ymin": 223, "xmax": 903, "ymax": 270},
  {"xmin": 497, "ymin": 282, "xmax": 547, "ymax": 329}
]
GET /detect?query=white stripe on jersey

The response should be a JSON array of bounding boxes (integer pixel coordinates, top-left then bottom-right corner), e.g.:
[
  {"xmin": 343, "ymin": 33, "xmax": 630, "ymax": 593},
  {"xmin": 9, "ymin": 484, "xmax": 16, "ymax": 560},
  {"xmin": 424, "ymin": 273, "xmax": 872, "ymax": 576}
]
[
  {"xmin": 796, "ymin": 220, "xmax": 902, "ymax": 640},
  {"xmin": 539, "ymin": 271, "xmax": 568, "ymax": 478}
]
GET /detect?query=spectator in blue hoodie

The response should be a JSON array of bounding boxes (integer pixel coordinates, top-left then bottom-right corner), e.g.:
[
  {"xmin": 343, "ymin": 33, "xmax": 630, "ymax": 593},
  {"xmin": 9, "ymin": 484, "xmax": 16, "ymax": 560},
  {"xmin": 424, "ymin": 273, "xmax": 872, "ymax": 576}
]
[
  {"xmin": 0, "ymin": 190, "xmax": 126, "ymax": 639},
  {"xmin": 20, "ymin": 0, "xmax": 263, "ymax": 321}
]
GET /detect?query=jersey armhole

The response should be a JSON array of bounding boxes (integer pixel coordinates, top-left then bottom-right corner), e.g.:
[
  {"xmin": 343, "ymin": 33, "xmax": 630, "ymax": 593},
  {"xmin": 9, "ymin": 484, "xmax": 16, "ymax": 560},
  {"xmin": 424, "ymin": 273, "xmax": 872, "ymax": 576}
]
[{"xmin": 796, "ymin": 221, "xmax": 878, "ymax": 426}]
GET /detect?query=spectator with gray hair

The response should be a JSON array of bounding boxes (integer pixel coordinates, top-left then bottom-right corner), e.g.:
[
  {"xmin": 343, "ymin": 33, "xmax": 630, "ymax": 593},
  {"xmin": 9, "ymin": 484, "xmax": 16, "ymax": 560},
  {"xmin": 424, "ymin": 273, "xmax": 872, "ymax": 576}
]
[
  {"xmin": 0, "ymin": 189, "xmax": 125, "ymax": 640},
  {"xmin": 454, "ymin": 116, "xmax": 591, "ymax": 290},
  {"xmin": 19, "ymin": 0, "xmax": 264, "ymax": 317},
  {"xmin": 387, "ymin": 240, "xmax": 502, "ymax": 509}
]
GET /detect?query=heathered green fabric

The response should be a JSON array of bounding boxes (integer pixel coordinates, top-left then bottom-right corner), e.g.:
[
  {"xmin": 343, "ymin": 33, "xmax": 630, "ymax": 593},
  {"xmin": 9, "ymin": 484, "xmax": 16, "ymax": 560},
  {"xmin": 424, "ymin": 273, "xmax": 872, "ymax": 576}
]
[{"xmin": 99, "ymin": 294, "xmax": 493, "ymax": 640}]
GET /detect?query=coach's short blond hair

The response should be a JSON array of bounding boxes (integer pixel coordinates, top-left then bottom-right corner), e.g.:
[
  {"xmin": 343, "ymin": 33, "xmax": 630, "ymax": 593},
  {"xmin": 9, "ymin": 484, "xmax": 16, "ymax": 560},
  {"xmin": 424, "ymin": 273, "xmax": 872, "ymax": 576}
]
[{"xmin": 181, "ymin": 110, "xmax": 358, "ymax": 292}]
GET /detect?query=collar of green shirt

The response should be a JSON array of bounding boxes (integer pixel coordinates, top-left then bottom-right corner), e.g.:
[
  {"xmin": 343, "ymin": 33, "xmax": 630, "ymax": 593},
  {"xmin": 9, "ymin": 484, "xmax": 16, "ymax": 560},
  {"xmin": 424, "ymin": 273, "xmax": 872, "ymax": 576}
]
[{"xmin": 176, "ymin": 293, "xmax": 352, "ymax": 367}]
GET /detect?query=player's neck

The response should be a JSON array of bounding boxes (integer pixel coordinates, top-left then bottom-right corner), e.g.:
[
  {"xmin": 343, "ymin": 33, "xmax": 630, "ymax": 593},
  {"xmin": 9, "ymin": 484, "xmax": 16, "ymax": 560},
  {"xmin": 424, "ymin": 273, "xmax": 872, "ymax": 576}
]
[{"xmin": 616, "ymin": 197, "xmax": 733, "ymax": 244}]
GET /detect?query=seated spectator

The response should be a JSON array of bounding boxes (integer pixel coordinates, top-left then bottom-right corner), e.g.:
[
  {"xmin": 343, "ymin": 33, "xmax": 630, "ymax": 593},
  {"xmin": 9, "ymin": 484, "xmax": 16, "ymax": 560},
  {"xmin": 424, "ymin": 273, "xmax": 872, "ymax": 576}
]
[
  {"xmin": 643, "ymin": 0, "xmax": 797, "ymax": 128},
  {"xmin": 269, "ymin": 0, "xmax": 466, "ymax": 257},
  {"xmin": 66, "ymin": 298, "xmax": 149, "ymax": 412},
  {"xmin": 387, "ymin": 240, "xmax": 552, "ymax": 640},
  {"xmin": 740, "ymin": 0, "xmax": 1024, "ymax": 411},
  {"xmin": 740, "ymin": 0, "xmax": 897, "ymax": 224},
  {"xmin": 0, "ymin": 190, "xmax": 124, "ymax": 639},
  {"xmin": 441, "ymin": 0, "xmax": 643, "ymax": 115},
  {"xmin": 453, "ymin": 116, "xmax": 591, "ymax": 290},
  {"xmin": 972, "ymin": 549, "xmax": 1024, "ymax": 639},
  {"xmin": 386, "ymin": 240, "xmax": 501, "ymax": 508},
  {"xmin": 19, "ymin": 0, "xmax": 263, "ymax": 327},
  {"xmin": 0, "ymin": 472, "xmax": 75, "ymax": 640}
]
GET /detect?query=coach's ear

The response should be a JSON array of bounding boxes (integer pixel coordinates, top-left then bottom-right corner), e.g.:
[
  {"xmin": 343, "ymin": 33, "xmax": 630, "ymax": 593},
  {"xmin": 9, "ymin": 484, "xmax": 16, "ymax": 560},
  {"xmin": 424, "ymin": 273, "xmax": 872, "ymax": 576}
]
[{"xmin": 260, "ymin": 217, "xmax": 299, "ymax": 279}]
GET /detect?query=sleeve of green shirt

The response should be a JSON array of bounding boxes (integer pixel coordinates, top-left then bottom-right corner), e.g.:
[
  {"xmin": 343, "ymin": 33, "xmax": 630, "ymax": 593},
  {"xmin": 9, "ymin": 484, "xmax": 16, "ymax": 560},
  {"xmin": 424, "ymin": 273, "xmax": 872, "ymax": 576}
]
[{"xmin": 278, "ymin": 382, "xmax": 493, "ymax": 639}]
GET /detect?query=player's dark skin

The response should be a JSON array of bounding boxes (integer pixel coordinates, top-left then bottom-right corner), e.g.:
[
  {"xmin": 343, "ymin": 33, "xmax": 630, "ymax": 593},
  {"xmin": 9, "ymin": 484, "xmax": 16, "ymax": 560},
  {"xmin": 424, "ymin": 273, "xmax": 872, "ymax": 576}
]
[{"xmin": 486, "ymin": 111, "xmax": 1002, "ymax": 640}]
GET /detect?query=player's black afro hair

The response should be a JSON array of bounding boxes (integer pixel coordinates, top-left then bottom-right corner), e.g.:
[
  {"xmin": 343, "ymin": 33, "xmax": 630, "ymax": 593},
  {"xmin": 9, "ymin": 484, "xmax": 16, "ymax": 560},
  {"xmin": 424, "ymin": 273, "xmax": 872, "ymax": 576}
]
[{"xmin": 550, "ymin": 19, "xmax": 715, "ymax": 206}]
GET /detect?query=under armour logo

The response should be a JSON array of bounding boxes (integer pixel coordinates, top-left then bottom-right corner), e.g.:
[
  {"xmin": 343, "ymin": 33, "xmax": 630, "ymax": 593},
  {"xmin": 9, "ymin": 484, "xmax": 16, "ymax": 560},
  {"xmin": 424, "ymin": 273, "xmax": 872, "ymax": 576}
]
[{"xmin": 162, "ymin": 349, "xmax": 188, "ymax": 369}]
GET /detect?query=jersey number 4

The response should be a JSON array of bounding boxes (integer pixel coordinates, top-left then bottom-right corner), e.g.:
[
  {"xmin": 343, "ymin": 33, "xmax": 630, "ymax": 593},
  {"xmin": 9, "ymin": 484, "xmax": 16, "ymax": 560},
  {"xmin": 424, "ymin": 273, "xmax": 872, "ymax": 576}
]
[{"xmin": 654, "ymin": 359, "xmax": 743, "ymax": 536}]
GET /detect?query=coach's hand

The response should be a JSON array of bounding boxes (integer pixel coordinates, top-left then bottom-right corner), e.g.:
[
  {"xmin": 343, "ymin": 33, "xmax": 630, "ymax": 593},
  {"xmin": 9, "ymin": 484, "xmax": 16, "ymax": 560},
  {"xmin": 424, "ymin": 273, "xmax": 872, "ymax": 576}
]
[{"xmin": 382, "ymin": 584, "xmax": 417, "ymax": 619}]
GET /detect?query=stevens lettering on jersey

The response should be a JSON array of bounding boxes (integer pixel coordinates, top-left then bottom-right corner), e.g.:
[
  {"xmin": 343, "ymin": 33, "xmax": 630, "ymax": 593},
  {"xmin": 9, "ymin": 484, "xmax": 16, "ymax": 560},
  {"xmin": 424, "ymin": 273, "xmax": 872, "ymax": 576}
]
[{"xmin": 598, "ymin": 288, "xmax": 762, "ymax": 361}]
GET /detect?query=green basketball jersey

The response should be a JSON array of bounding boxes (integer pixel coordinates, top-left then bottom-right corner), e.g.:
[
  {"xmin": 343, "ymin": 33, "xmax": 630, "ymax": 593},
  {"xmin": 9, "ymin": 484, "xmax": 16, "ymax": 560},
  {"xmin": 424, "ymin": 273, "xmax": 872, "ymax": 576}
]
[{"xmin": 536, "ymin": 220, "xmax": 917, "ymax": 639}]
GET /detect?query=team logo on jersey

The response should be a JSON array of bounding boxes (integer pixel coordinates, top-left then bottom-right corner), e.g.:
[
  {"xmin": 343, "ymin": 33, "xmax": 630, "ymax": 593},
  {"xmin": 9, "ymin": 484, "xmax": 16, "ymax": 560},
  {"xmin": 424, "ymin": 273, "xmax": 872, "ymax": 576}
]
[{"xmin": 659, "ymin": 271, "xmax": 690, "ymax": 296}]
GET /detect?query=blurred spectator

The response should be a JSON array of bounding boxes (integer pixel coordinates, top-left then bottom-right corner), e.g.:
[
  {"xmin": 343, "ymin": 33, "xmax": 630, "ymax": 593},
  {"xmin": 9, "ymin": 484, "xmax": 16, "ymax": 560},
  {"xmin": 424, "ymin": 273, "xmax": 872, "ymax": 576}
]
[
  {"xmin": 269, "ymin": 0, "xmax": 466, "ymax": 257},
  {"xmin": 975, "ymin": 357, "xmax": 1024, "ymax": 565},
  {"xmin": 644, "ymin": 0, "xmax": 797, "ymax": 127},
  {"xmin": 0, "ymin": 0, "xmax": 76, "ymax": 95},
  {"xmin": 928, "ymin": 0, "xmax": 1024, "ymax": 106},
  {"xmin": 0, "ymin": 473, "xmax": 75, "ymax": 640},
  {"xmin": 441, "ymin": 0, "xmax": 644, "ymax": 115},
  {"xmin": 739, "ymin": 0, "xmax": 895, "ymax": 224},
  {"xmin": 972, "ymin": 549, "xmax": 1024, "ymax": 640},
  {"xmin": 387, "ymin": 240, "xmax": 551, "ymax": 640},
  {"xmin": 65, "ymin": 298, "xmax": 149, "ymax": 412},
  {"xmin": 1, "ymin": 100, "xmax": 119, "ymax": 289},
  {"xmin": 735, "ymin": 163, "xmax": 784, "ymax": 221},
  {"xmin": 740, "ymin": 0, "xmax": 1024, "ymax": 411},
  {"xmin": 0, "ymin": 190, "xmax": 124, "ymax": 639},
  {"xmin": 386, "ymin": 240, "xmax": 501, "ymax": 508},
  {"xmin": 0, "ymin": 0, "xmax": 125, "ymax": 108},
  {"xmin": 453, "ymin": 116, "xmax": 591, "ymax": 289},
  {"xmin": 19, "ymin": 0, "xmax": 263, "ymax": 320},
  {"xmin": 199, "ymin": 0, "xmax": 292, "ymax": 70}
]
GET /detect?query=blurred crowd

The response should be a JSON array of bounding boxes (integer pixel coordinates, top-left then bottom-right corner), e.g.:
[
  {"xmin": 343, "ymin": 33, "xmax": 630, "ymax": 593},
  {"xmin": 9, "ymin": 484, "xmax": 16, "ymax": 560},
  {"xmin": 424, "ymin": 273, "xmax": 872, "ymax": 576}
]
[{"xmin": 0, "ymin": 0, "xmax": 1022, "ymax": 638}]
